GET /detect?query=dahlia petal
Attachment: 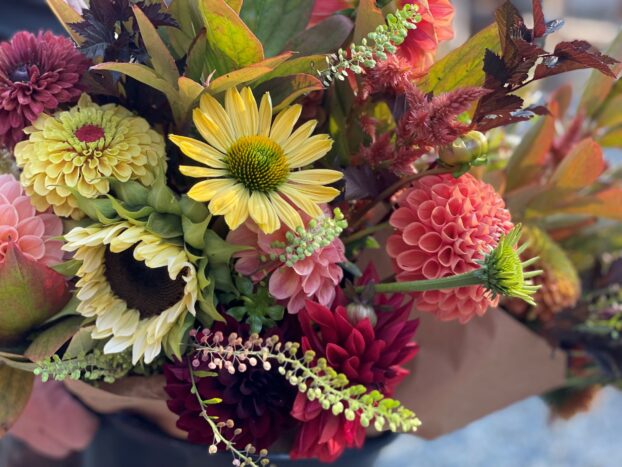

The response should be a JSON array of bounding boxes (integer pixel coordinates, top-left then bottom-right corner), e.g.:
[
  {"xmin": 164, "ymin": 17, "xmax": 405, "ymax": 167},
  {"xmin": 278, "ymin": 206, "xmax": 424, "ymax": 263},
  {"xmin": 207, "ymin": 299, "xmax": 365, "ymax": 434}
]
[
  {"xmin": 269, "ymin": 266, "xmax": 301, "ymax": 299},
  {"xmin": 17, "ymin": 235, "xmax": 45, "ymax": 260}
]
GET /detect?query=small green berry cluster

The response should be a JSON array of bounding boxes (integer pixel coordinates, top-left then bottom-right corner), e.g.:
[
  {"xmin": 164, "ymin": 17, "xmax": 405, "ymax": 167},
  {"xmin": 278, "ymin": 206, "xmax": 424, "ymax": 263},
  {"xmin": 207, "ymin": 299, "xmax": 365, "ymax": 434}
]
[
  {"xmin": 34, "ymin": 349, "xmax": 133, "ymax": 384},
  {"xmin": 267, "ymin": 209, "xmax": 348, "ymax": 267},
  {"xmin": 320, "ymin": 4, "xmax": 421, "ymax": 86},
  {"xmin": 192, "ymin": 332, "xmax": 421, "ymax": 435},
  {"xmin": 581, "ymin": 285, "xmax": 622, "ymax": 338}
]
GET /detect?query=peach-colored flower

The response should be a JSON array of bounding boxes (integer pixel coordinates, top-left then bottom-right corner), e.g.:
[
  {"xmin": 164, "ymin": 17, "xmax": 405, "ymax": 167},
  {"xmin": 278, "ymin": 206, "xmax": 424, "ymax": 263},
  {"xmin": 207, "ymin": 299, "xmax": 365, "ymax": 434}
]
[
  {"xmin": 308, "ymin": 0, "xmax": 355, "ymax": 27},
  {"xmin": 228, "ymin": 212, "xmax": 345, "ymax": 314},
  {"xmin": 398, "ymin": 0, "xmax": 455, "ymax": 74},
  {"xmin": 386, "ymin": 173, "xmax": 513, "ymax": 323},
  {"xmin": 0, "ymin": 173, "xmax": 63, "ymax": 266}
]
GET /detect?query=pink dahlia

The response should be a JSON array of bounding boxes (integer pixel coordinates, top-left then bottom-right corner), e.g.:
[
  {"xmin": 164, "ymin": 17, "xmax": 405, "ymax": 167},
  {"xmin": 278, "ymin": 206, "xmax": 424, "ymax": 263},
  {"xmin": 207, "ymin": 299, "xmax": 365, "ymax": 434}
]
[
  {"xmin": 398, "ymin": 0, "xmax": 455, "ymax": 74},
  {"xmin": 0, "ymin": 174, "xmax": 63, "ymax": 266},
  {"xmin": 387, "ymin": 173, "xmax": 513, "ymax": 323},
  {"xmin": 308, "ymin": 0, "xmax": 355, "ymax": 27},
  {"xmin": 227, "ymin": 213, "xmax": 346, "ymax": 314},
  {"xmin": 0, "ymin": 31, "xmax": 90, "ymax": 148},
  {"xmin": 291, "ymin": 293, "xmax": 419, "ymax": 462}
]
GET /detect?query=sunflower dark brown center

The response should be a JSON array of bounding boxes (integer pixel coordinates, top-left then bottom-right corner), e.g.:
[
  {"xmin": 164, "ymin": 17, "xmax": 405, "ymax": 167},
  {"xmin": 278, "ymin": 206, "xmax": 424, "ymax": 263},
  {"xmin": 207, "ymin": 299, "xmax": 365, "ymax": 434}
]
[
  {"xmin": 225, "ymin": 135, "xmax": 290, "ymax": 193},
  {"xmin": 75, "ymin": 124, "xmax": 105, "ymax": 143},
  {"xmin": 10, "ymin": 65, "xmax": 30, "ymax": 82},
  {"xmin": 104, "ymin": 246, "xmax": 186, "ymax": 318}
]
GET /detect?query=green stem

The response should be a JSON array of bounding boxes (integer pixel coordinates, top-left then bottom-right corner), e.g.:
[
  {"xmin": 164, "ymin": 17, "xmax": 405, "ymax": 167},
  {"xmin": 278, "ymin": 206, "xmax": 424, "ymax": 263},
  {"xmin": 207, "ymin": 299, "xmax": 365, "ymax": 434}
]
[
  {"xmin": 343, "ymin": 222, "xmax": 391, "ymax": 244},
  {"xmin": 355, "ymin": 270, "xmax": 483, "ymax": 294}
]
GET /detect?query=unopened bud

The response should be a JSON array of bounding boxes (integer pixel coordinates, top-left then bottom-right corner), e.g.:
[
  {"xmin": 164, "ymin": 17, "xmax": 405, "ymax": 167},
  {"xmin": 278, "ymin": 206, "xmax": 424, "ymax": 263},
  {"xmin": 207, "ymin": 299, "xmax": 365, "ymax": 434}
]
[
  {"xmin": 439, "ymin": 131, "xmax": 488, "ymax": 166},
  {"xmin": 346, "ymin": 302, "xmax": 378, "ymax": 326}
]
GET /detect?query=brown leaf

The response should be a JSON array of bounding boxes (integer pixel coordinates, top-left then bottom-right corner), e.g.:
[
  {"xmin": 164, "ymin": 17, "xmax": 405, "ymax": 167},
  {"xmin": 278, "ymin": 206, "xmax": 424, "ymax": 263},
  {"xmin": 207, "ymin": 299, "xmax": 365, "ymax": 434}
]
[
  {"xmin": 25, "ymin": 316, "xmax": 85, "ymax": 363},
  {"xmin": 534, "ymin": 41, "xmax": 618, "ymax": 80},
  {"xmin": 532, "ymin": 0, "xmax": 546, "ymax": 38},
  {"xmin": 0, "ymin": 365, "xmax": 34, "ymax": 437}
]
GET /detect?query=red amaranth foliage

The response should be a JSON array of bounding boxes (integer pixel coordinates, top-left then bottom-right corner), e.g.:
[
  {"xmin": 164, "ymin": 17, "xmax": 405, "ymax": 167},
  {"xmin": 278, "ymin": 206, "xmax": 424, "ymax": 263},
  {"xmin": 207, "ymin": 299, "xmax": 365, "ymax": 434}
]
[{"xmin": 359, "ymin": 55, "xmax": 418, "ymax": 101}]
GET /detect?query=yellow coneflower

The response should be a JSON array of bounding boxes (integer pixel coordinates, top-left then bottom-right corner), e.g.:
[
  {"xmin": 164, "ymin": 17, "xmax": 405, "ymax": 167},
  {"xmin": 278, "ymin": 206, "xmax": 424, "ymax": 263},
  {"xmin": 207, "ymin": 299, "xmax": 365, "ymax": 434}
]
[{"xmin": 169, "ymin": 87, "xmax": 342, "ymax": 234}]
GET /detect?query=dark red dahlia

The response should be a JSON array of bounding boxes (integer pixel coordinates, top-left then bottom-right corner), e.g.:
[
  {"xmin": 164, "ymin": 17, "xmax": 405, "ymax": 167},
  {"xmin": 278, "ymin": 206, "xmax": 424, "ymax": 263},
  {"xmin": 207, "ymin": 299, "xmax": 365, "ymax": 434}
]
[
  {"xmin": 164, "ymin": 318, "xmax": 299, "ymax": 451},
  {"xmin": 0, "ymin": 31, "xmax": 90, "ymax": 148},
  {"xmin": 290, "ymin": 270, "xmax": 419, "ymax": 462}
]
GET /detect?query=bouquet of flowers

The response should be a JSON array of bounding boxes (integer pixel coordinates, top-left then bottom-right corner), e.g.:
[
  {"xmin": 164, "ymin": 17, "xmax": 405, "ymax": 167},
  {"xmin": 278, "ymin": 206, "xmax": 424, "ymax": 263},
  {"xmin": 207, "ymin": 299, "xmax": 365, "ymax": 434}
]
[{"xmin": 0, "ymin": 0, "xmax": 620, "ymax": 464}]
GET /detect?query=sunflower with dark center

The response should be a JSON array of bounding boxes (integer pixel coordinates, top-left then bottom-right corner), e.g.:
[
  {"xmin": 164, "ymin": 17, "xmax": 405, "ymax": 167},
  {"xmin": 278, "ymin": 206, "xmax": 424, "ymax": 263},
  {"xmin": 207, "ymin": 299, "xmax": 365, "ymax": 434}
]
[
  {"xmin": 14, "ymin": 94, "xmax": 166, "ymax": 219},
  {"xmin": 0, "ymin": 31, "xmax": 90, "ymax": 148},
  {"xmin": 164, "ymin": 318, "xmax": 299, "ymax": 450},
  {"xmin": 63, "ymin": 222, "xmax": 199, "ymax": 364}
]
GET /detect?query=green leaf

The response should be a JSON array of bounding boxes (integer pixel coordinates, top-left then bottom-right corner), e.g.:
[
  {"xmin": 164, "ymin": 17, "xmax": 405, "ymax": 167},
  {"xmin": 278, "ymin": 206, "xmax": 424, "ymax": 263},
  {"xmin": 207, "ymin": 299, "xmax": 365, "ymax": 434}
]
[
  {"xmin": 199, "ymin": 0, "xmax": 264, "ymax": 74},
  {"xmin": 353, "ymin": 0, "xmax": 385, "ymax": 43},
  {"xmin": 285, "ymin": 15, "xmax": 353, "ymax": 55},
  {"xmin": 145, "ymin": 212, "xmax": 184, "ymax": 239},
  {"xmin": 182, "ymin": 215, "xmax": 211, "ymax": 250},
  {"xmin": 51, "ymin": 259, "xmax": 82, "ymax": 277},
  {"xmin": 164, "ymin": 0, "xmax": 203, "ymax": 58},
  {"xmin": 111, "ymin": 180, "xmax": 150, "ymax": 206},
  {"xmin": 254, "ymin": 74, "xmax": 324, "ymax": 112},
  {"xmin": 92, "ymin": 62, "xmax": 177, "ymax": 98},
  {"xmin": 63, "ymin": 327, "xmax": 96, "ymax": 360},
  {"xmin": 109, "ymin": 197, "xmax": 153, "ymax": 223},
  {"xmin": 253, "ymin": 55, "xmax": 327, "ymax": 86},
  {"xmin": 0, "ymin": 365, "xmax": 34, "ymax": 436},
  {"xmin": 185, "ymin": 29, "xmax": 209, "ymax": 81},
  {"xmin": 234, "ymin": 275, "xmax": 253, "ymax": 295},
  {"xmin": 67, "ymin": 188, "xmax": 118, "ymax": 223},
  {"xmin": 227, "ymin": 306, "xmax": 247, "ymax": 321},
  {"xmin": 132, "ymin": 5, "xmax": 180, "ymax": 86},
  {"xmin": 0, "ymin": 246, "xmax": 71, "ymax": 346},
  {"xmin": 163, "ymin": 313, "xmax": 195, "ymax": 360},
  {"xmin": 204, "ymin": 229, "xmax": 250, "ymax": 264},
  {"xmin": 505, "ymin": 102, "xmax": 557, "ymax": 191},
  {"xmin": 599, "ymin": 126, "xmax": 622, "ymax": 147},
  {"xmin": 240, "ymin": 0, "xmax": 314, "ymax": 57},
  {"xmin": 595, "ymin": 95, "xmax": 622, "ymax": 129},
  {"xmin": 24, "ymin": 316, "xmax": 85, "ymax": 362},
  {"xmin": 418, "ymin": 24, "xmax": 501, "ymax": 95},
  {"xmin": 147, "ymin": 178, "xmax": 182, "ymax": 215},
  {"xmin": 209, "ymin": 66, "xmax": 273, "ymax": 93},
  {"xmin": 578, "ymin": 29, "xmax": 622, "ymax": 118}
]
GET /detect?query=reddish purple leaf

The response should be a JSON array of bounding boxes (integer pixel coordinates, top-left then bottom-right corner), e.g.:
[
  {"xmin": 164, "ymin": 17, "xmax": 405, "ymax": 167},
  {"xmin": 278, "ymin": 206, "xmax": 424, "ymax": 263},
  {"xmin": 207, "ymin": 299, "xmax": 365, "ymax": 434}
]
[
  {"xmin": 534, "ymin": 40, "xmax": 619, "ymax": 80},
  {"xmin": 532, "ymin": 0, "xmax": 546, "ymax": 38}
]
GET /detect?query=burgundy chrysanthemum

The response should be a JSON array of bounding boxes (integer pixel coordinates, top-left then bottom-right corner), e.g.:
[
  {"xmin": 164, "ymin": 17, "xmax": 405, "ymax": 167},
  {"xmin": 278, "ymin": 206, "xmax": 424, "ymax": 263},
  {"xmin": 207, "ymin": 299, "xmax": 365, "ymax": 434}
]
[
  {"xmin": 164, "ymin": 318, "xmax": 299, "ymax": 451},
  {"xmin": 290, "ymin": 271, "xmax": 419, "ymax": 462},
  {"xmin": 0, "ymin": 31, "xmax": 90, "ymax": 148}
]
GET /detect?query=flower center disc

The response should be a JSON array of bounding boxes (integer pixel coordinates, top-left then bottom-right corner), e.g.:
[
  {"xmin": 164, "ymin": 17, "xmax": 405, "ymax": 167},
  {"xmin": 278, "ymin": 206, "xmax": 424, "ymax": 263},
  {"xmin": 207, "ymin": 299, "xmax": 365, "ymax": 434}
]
[
  {"xmin": 10, "ymin": 64, "xmax": 30, "ymax": 82},
  {"xmin": 104, "ymin": 246, "xmax": 186, "ymax": 318},
  {"xmin": 225, "ymin": 135, "xmax": 289, "ymax": 193},
  {"xmin": 75, "ymin": 124, "xmax": 105, "ymax": 143}
]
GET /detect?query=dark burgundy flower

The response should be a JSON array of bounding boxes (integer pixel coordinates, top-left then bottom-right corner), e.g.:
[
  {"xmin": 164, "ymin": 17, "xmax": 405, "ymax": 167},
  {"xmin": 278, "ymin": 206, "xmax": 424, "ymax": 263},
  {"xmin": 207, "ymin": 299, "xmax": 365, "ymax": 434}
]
[
  {"xmin": 164, "ymin": 317, "xmax": 300, "ymax": 450},
  {"xmin": 290, "ymin": 270, "xmax": 419, "ymax": 462},
  {"xmin": 0, "ymin": 31, "xmax": 90, "ymax": 148}
]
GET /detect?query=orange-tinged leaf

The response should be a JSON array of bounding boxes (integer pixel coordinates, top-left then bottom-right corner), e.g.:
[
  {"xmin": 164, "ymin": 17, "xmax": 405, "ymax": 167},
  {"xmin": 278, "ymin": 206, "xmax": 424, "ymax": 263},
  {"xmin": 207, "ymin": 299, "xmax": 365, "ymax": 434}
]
[
  {"xmin": 549, "ymin": 138, "xmax": 604, "ymax": 190},
  {"xmin": 353, "ymin": 0, "xmax": 385, "ymax": 43},
  {"xmin": 254, "ymin": 74, "xmax": 323, "ymax": 112},
  {"xmin": 0, "ymin": 365, "xmax": 33, "ymax": 437},
  {"xmin": 527, "ymin": 187, "xmax": 622, "ymax": 221},
  {"xmin": 46, "ymin": 0, "xmax": 83, "ymax": 44},
  {"xmin": 505, "ymin": 101, "xmax": 558, "ymax": 191}
]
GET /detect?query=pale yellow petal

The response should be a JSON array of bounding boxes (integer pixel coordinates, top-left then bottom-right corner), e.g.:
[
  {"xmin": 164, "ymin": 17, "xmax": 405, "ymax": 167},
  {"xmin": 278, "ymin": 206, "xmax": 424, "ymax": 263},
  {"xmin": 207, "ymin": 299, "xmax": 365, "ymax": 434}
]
[
  {"xmin": 270, "ymin": 193, "xmax": 303, "ymax": 231},
  {"xmin": 287, "ymin": 134, "xmax": 333, "ymax": 168},
  {"xmin": 278, "ymin": 184, "xmax": 323, "ymax": 218},
  {"xmin": 224, "ymin": 187, "xmax": 250, "ymax": 230},
  {"xmin": 286, "ymin": 183, "xmax": 340, "ymax": 203},
  {"xmin": 281, "ymin": 120, "xmax": 317, "ymax": 154},
  {"xmin": 199, "ymin": 92, "xmax": 235, "ymax": 143},
  {"xmin": 169, "ymin": 134, "xmax": 226, "ymax": 168},
  {"xmin": 225, "ymin": 87, "xmax": 251, "ymax": 138},
  {"xmin": 241, "ymin": 87, "xmax": 259, "ymax": 136},
  {"xmin": 179, "ymin": 165, "xmax": 228, "ymax": 178},
  {"xmin": 257, "ymin": 92, "xmax": 273, "ymax": 137},
  {"xmin": 193, "ymin": 109, "xmax": 231, "ymax": 153},
  {"xmin": 270, "ymin": 104, "xmax": 302, "ymax": 146},
  {"xmin": 288, "ymin": 169, "xmax": 343, "ymax": 185},
  {"xmin": 248, "ymin": 191, "xmax": 280, "ymax": 233},
  {"xmin": 187, "ymin": 178, "xmax": 236, "ymax": 202},
  {"xmin": 209, "ymin": 183, "xmax": 245, "ymax": 215}
]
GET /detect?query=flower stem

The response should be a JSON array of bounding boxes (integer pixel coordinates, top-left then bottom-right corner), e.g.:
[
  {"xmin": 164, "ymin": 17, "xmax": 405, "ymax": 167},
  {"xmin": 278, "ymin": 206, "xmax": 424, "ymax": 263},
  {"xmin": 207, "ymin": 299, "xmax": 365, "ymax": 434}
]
[
  {"xmin": 343, "ymin": 222, "xmax": 391, "ymax": 244},
  {"xmin": 355, "ymin": 270, "xmax": 483, "ymax": 294}
]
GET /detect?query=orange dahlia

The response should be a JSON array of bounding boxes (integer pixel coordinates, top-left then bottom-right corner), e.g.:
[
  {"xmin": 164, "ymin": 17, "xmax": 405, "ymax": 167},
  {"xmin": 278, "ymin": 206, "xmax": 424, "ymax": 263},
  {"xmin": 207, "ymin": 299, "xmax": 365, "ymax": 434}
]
[{"xmin": 387, "ymin": 173, "xmax": 513, "ymax": 323}]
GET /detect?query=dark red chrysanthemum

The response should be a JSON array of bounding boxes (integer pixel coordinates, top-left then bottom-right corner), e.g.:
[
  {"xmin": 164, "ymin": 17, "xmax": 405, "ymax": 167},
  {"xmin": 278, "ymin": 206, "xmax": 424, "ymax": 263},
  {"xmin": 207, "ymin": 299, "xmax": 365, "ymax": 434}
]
[
  {"xmin": 164, "ymin": 317, "xmax": 299, "ymax": 451},
  {"xmin": 0, "ymin": 31, "xmax": 90, "ymax": 148},
  {"xmin": 290, "ymin": 269, "xmax": 419, "ymax": 462}
]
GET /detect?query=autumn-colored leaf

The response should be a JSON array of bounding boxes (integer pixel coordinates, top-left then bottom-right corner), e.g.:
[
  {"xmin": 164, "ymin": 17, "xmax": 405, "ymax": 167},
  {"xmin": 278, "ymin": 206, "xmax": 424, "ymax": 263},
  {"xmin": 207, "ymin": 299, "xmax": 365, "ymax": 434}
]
[
  {"xmin": 505, "ymin": 101, "xmax": 558, "ymax": 191},
  {"xmin": 24, "ymin": 316, "xmax": 85, "ymax": 363},
  {"xmin": 0, "ymin": 365, "xmax": 33, "ymax": 437},
  {"xmin": 253, "ymin": 74, "xmax": 323, "ymax": 112},
  {"xmin": 46, "ymin": 0, "xmax": 84, "ymax": 44},
  {"xmin": 285, "ymin": 15, "xmax": 353, "ymax": 56},
  {"xmin": 0, "ymin": 245, "xmax": 71, "ymax": 346},
  {"xmin": 418, "ymin": 24, "xmax": 501, "ymax": 95},
  {"xmin": 549, "ymin": 138, "xmax": 605, "ymax": 190},
  {"xmin": 599, "ymin": 127, "xmax": 622, "ymax": 148},
  {"xmin": 353, "ymin": 0, "xmax": 385, "ymax": 43},
  {"xmin": 527, "ymin": 187, "xmax": 622, "ymax": 221}
]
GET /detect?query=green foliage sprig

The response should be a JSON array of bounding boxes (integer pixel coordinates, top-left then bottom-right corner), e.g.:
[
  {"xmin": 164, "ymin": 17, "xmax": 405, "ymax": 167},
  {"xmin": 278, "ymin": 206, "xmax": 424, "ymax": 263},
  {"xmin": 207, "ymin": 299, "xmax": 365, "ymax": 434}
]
[
  {"xmin": 320, "ymin": 4, "xmax": 421, "ymax": 86},
  {"xmin": 192, "ymin": 332, "xmax": 421, "ymax": 434},
  {"xmin": 34, "ymin": 349, "xmax": 133, "ymax": 384}
]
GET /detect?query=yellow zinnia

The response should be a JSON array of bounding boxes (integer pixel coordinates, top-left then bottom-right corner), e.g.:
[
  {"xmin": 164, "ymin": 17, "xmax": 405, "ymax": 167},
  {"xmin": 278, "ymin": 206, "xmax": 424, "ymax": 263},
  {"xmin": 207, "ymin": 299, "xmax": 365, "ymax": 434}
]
[
  {"xmin": 14, "ymin": 94, "xmax": 166, "ymax": 219},
  {"xmin": 169, "ymin": 87, "xmax": 342, "ymax": 234}
]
